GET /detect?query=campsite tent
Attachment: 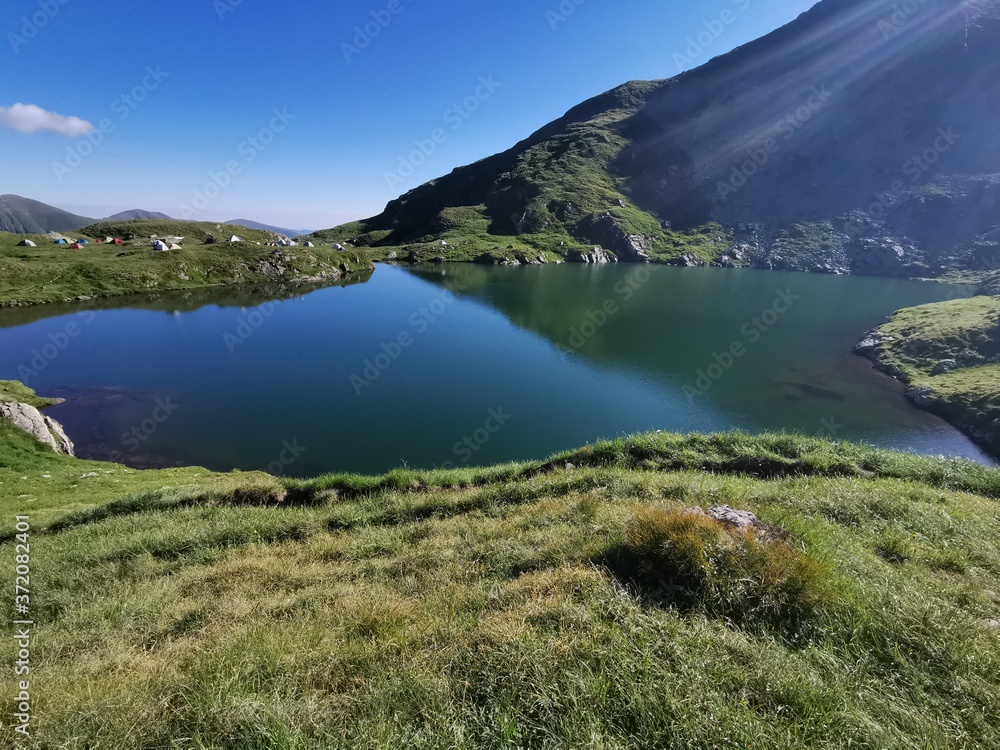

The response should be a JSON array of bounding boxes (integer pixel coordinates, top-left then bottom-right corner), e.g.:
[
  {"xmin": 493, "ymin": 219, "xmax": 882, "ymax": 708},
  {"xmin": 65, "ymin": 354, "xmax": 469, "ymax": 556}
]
[
  {"xmin": 168, "ymin": 243, "xmax": 182, "ymax": 251},
  {"xmin": 304, "ymin": 242, "xmax": 315, "ymax": 247},
  {"xmin": 204, "ymin": 235, "xmax": 218, "ymax": 244},
  {"xmin": 109, "ymin": 238, "xmax": 124, "ymax": 245},
  {"xmin": 74, "ymin": 239, "xmax": 89, "ymax": 245},
  {"xmin": 53, "ymin": 238, "xmax": 68, "ymax": 245},
  {"xmin": 69, "ymin": 243, "xmax": 85, "ymax": 249},
  {"xmin": 228, "ymin": 235, "xmax": 243, "ymax": 243},
  {"xmin": 17, "ymin": 239, "xmax": 37, "ymax": 247},
  {"xmin": 152, "ymin": 240, "xmax": 169, "ymax": 252}
]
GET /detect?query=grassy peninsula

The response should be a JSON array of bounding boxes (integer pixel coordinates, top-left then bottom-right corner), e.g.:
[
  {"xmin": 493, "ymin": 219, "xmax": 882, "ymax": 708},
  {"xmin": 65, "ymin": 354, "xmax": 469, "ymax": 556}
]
[
  {"xmin": 0, "ymin": 221, "xmax": 373, "ymax": 308},
  {"xmin": 861, "ymin": 295, "xmax": 1000, "ymax": 456},
  {"xmin": 2, "ymin": 382, "xmax": 1000, "ymax": 748}
]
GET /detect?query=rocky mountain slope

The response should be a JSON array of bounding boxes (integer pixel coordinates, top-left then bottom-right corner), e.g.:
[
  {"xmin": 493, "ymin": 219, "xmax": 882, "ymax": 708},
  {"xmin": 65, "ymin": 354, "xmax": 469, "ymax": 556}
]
[{"xmin": 317, "ymin": 0, "xmax": 1000, "ymax": 276}]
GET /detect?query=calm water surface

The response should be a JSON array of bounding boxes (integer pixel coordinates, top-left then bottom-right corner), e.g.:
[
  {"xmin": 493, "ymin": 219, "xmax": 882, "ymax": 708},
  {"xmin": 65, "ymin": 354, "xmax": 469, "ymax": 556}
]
[{"xmin": 0, "ymin": 264, "xmax": 993, "ymax": 474}]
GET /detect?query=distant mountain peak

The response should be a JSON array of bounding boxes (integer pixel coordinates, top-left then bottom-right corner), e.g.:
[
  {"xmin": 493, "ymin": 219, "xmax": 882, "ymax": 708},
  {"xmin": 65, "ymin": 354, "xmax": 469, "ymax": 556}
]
[
  {"xmin": 103, "ymin": 209, "xmax": 172, "ymax": 222},
  {"xmin": 0, "ymin": 195, "xmax": 94, "ymax": 234},
  {"xmin": 224, "ymin": 219, "xmax": 309, "ymax": 238}
]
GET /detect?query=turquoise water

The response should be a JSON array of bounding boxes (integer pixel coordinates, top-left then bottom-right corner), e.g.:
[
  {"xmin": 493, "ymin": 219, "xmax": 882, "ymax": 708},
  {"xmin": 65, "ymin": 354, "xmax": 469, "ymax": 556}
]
[{"xmin": 0, "ymin": 263, "xmax": 992, "ymax": 475}]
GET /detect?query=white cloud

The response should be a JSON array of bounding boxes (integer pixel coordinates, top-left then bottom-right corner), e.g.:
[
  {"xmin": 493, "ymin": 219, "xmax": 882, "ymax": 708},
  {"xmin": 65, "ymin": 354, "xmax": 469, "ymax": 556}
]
[{"xmin": 0, "ymin": 103, "xmax": 93, "ymax": 137}]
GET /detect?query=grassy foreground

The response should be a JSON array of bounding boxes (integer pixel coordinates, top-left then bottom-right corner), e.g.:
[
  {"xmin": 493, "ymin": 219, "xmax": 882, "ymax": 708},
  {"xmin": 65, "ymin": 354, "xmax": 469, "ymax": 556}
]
[
  {"xmin": 2, "ymin": 384, "xmax": 1000, "ymax": 747},
  {"xmin": 0, "ymin": 221, "xmax": 373, "ymax": 307},
  {"xmin": 864, "ymin": 295, "xmax": 1000, "ymax": 456}
]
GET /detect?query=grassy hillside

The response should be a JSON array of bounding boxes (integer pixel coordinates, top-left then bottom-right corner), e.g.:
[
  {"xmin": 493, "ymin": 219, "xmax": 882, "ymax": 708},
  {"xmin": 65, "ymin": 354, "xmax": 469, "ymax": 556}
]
[
  {"xmin": 0, "ymin": 224, "xmax": 374, "ymax": 307},
  {"xmin": 863, "ymin": 295, "xmax": 1000, "ymax": 454},
  {"xmin": 2, "ymin": 381, "xmax": 1000, "ymax": 747}
]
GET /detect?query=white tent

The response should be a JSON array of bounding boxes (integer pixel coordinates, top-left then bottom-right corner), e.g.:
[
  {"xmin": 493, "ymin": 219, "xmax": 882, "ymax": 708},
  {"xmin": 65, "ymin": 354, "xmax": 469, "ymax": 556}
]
[
  {"xmin": 303, "ymin": 242, "xmax": 315, "ymax": 247},
  {"xmin": 229, "ymin": 235, "xmax": 243, "ymax": 243},
  {"xmin": 333, "ymin": 243, "xmax": 345, "ymax": 251},
  {"xmin": 153, "ymin": 240, "xmax": 169, "ymax": 252},
  {"xmin": 168, "ymin": 243, "xmax": 182, "ymax": 251},
  {"xmin": 17, "ymin": 239, "xmax": 36, "ymax": 247}
]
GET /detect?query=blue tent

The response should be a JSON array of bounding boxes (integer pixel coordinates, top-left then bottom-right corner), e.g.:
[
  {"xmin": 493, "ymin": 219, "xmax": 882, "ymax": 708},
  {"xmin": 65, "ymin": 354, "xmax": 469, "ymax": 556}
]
[
  {"xmin": 74, "ymin": 239, "xmax": 89, "ymax": 244},
  {"xmin": 54, "ymin": 238, "xmax": 68, "ymax": 245}
]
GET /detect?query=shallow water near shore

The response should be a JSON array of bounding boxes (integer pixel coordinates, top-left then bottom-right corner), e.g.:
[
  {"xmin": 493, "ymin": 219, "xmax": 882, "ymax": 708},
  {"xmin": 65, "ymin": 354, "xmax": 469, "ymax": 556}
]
[{"xmin": 0, "ymin": 263, "xmax": 993, "ymax": 474}]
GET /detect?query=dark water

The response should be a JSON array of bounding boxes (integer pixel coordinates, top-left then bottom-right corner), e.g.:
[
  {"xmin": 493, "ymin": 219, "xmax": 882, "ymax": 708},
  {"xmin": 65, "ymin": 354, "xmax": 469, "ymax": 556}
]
[{"xmin": 0, "ymin": 264, "xmax": 993, "ymax": 475}]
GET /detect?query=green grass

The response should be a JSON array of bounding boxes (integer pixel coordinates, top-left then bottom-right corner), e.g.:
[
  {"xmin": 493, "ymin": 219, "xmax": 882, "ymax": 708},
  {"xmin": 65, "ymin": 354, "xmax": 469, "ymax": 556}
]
[
  {"xmin": 868, "ymin": 295, "xmax": 1000, "ymax": 453},
  {"xmin": 3, "ymin": 378, "xmax": 1000, "ymax": 747},
  {"xmin": 0, "ymin": 224, "xmax": 374, "ymax": 307},
  {"xmin": 0, "ymin": 381, "xmax": 58, "ymax": 409}
]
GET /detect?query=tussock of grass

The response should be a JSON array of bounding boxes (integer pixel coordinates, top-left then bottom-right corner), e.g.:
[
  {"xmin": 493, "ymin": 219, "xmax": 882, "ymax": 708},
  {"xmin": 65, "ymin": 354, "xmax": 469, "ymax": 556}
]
[{"xmin": 613, "ymin": 507, "xmax": 830, "ymax": 628}]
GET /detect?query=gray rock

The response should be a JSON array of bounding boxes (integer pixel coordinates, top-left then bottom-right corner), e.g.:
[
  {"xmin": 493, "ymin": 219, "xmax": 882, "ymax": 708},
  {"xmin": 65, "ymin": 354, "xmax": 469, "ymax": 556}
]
[
  {"xmin": 855, "ymin": 330, "xmax": 892, "ymax": 353},
  {"xmin": 931, "ymin": 359, "xmax": 960, "ymax": 375},
  {"xmin": 686, "ymin": 505, "xmax": 784, "ymax": 541},
  {"xmin": 0, "ymin": 402, "xmax": 75, "ymax": 455},
  {"xmin": 669, "ymin": 253, "xmax": 705, "ymax": 268},
  {"xmin": 579, "ymin": 213, "xmax": 651, "ymax": 262},
  {"xmin": 905, "ymin": 386, "xmax": 936, "ymax": 406},
  {"xmin": 566, "ymin": 247, "xmax": 617, "ymax": 264}
]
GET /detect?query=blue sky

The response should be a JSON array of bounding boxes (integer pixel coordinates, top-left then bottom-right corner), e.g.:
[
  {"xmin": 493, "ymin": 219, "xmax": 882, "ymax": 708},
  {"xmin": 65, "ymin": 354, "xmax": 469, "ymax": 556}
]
[{"xmin": 1, "ymin": 0, "xmax": 817, "ymax": 230}]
